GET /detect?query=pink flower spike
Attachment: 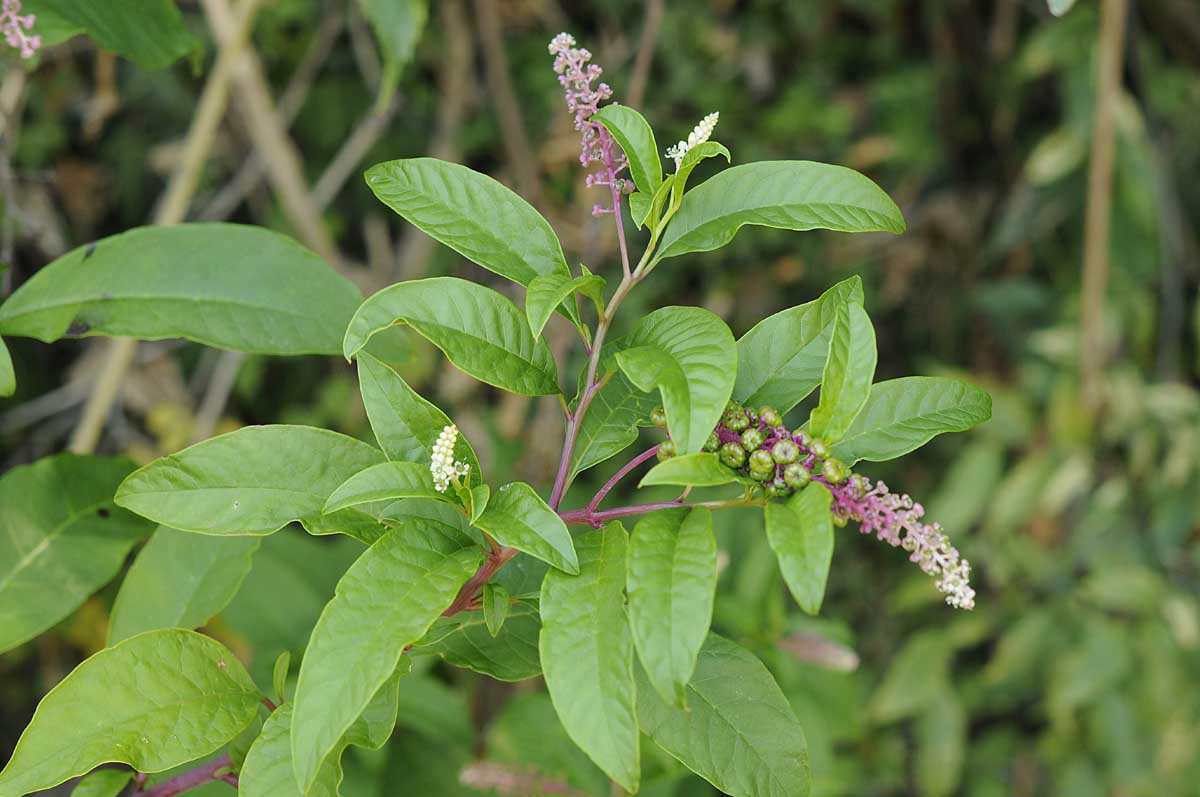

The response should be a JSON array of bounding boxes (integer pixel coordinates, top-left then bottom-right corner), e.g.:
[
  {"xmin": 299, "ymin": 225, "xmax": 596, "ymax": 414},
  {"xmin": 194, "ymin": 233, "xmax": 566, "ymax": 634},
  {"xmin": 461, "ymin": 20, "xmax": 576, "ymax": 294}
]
[{"xmin": 1, "ymin": 0, "xmax": 40, "ymax": 59}]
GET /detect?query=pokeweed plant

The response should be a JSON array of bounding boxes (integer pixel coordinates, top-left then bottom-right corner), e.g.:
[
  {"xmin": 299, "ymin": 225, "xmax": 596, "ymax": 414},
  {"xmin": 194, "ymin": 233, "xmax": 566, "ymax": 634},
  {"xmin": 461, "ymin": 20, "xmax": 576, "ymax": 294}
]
[{"xmin": 0, "ymin": 30, "xmax": 992, "ymax": 797}]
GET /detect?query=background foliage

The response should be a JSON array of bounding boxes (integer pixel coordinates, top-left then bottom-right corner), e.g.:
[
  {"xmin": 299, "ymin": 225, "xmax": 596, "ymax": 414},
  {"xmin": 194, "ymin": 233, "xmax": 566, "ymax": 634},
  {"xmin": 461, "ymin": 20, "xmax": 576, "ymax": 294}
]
[{"xmin": 1, "ymin": 0, "xmax": 1198, "ymax": 795}]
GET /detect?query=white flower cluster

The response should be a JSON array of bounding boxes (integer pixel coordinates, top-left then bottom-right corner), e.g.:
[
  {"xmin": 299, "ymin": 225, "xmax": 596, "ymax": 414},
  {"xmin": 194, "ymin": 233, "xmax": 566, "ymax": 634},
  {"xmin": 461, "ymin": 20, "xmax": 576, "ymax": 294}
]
[
  {"xmin": 665, "ymin": 112, "xmax": 720, "ymax": 170},
  {"xmin": 430, "ymin": 424, "xmax": 470, "ymax": 493}
]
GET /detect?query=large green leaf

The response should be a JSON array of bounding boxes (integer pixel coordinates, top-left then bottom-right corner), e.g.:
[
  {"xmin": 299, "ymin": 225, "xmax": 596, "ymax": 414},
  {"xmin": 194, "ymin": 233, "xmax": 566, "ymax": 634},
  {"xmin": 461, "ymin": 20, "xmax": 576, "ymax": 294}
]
[
  {"xmin": 357, "ymin": 351, "xmax": 480, "ymax": 480},
  {"xmin": 343, "ymin": 277, "xmax": 560, "ymax": 395},
  {"xmin": 115, "ymin": 426, "xmax": 385, "ymax": 536},
  {"xmin": 473, "ymin": 482, "xmax": 578, "ymax": 574},
  {"xmin": 653, "ymin": 161, "xmax": 905, "ymax": 264},
  {"xmin": 413, "ymin": 604, "xmax": 542, "ymax": 681},
  {"xmin": 0, "ymin": 630, "xmax": 260, "ymax": 797},
  {"xmin": 290, "ymin": 521, "xmax": 482, "ymax": 793},
  {"xmin": 241, "ymin": 665, "xmax": 406, "ymax": 797},
  {"xmin": 525, "ymin": 273, "xmax": 605, "ymax": 338},
  {"xmin": 364, "ymin": 159, "xmax": 576, "ymax": 324},
  {"xmin": 108, "ymin": 527, "xmax": 261, "ymax": 644},
  {"xmin": 830, "ymin": 377, "xmax": 992, "ymax": 464},
  {"xmin": 615, "ymin": 306, "xmax": 736, "ymax": 454},
  {"xmin": 764, "ymin": 483, "xmax": 834, "ymax": 615},
  {"xmin": 69, "ymin": 769, "xmax": 132, "ymax": 797},
  {"xmin": 594, "ymin": 105, "xmax": 663, "ymax": 195},
  {"xmin": 568, "ymin": 370, "xmax": 658, "ymax": 480},
  {"xmin": 636, "ymin": 634, "xmax": 811, "ymax": 797},
  {"xmin": 734, "ymin": 276, "xmax": 863, "ymax": 413},
  {"xmin": 808, "ymin": 303, "xmax": 876, "ymax": 443},
  {"xmin": 0, "ymin": 336, "xmax": 13, "ymax": 396},
  {"xmin": 640, "ymin": 452, "xmax": 746, "ymax": 488},
  {"xmin": 539, "ymin": 524, "xmax": 639, "ymax": 792},
  {"xmin": 0, "ymin": 454, "xmax": 152, "ymax": 654},
  {"xmin": 627, "ymin": 508, "xmax": 717, "ymax": 707},
  {"xmin": 0, "ymin": 225, "xmax": 361, "ymax": 356},
  {"xmin": 323, "ymin": 461, "xmax": 451, "ymax": 513},
  {"xmin": 25, "ymin": 0, "xmax": 198, "ymax": 69}
]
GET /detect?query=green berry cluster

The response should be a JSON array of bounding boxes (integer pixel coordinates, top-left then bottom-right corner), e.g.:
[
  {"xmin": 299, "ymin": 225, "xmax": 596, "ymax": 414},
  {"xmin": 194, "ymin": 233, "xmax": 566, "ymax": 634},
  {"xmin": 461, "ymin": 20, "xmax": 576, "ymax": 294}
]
[{"xmin": 653, "ymin": 401, "xmax": 851, "ymax": 500}]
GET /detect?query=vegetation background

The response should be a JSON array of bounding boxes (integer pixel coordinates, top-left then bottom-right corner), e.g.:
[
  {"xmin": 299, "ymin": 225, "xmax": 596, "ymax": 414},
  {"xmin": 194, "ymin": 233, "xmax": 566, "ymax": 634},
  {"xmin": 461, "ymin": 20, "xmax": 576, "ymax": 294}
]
[{"xmin": 1, "ymin": 0, "xmax": 1198, "ymax": 795}]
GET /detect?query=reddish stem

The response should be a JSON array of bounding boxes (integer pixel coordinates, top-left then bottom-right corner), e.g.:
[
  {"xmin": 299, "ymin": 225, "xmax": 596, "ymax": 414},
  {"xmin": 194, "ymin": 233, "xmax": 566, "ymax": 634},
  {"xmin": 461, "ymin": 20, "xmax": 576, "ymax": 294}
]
[
  {"xmin": 559, "ymin": 498, "xmax": 754, "ymax": 528},
  {"xmin": 586, "ymin": 446, "xmax": 660, "ymax": 513},
  {"xmin": 139, "ymin": 754, "xmax": 234, "ymax": 797}
]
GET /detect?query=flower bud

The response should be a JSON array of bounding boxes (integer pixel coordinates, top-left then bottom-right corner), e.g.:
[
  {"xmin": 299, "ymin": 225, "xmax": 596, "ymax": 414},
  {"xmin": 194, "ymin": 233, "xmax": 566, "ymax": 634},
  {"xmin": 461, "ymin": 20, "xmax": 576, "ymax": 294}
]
[{"xmin": 821, "ymin": 458, "xmax": 848, "ymax": 483}]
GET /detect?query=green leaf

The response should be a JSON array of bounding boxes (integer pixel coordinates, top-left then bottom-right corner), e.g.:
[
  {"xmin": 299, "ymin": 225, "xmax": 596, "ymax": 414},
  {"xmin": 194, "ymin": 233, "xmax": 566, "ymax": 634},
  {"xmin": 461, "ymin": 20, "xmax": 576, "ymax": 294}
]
[
  {"xmin": 540, "ymin": 524, "xmax": 639, "ymax": 792},
  {"xmin": 483, "ymin": 583, "xmax": 510, "ymax": 637},
  {"xmin": 653, "ymin": 161, "xmax": 905, "ymax": 264},
  {"xmin": 242, "ymin": 663, "xmax": 406, "ymax": 797},
  {"xmin": 114, "ymin": 426, "xmax": 385, "ymax": 536},
  {"xmin": 627, "ymin": 508, "xmax": 717, "ymax": 707},
  {"xmin": 639, "ymin": 452, "xmax": 745, "ymax": 488},
  {"xmin": 357, "ymin": 351, "xmax": 480, "ymax": 481},
  {"xmin": 670, "ymin": 141, "xmax": 732, "ymax": 208},
  {"xmin": 473, "ymin": 482, "xmax": 578, "ymax": 574},
  {"xmin": 915, "ymin": 692, "xmax": 967, "ymax": 797},
  {"xmin": 830, "ymin": 377, "xmax": 992, "ymax": 464},
  {"xmin": 0, "ymin": 336, "xmax": 13, "ymax": 396},
  {"xmin": 300, "ymin": 507, "xmax": 390, "ymax": 545},
  {"xmin": 526, "ymin": 273, "xmax": 605, "ymax": 338},
  {"xmin": 1048, "ymin": 0, "xmax": 1078, "ymax": 16},
  {"xmin": 467, "ymin": 484, "xmax": 490, "ymax": 523},
  {"xmin": 272, "ymin": 651, "xmax": 291, "ymax": 705},
  {"xmin": 631, "ymin": 174, "xmax": 676, "ymax": 230},
  {"xmin": 615, "ymin": 306, "xmax": 736, "ymax": 454},
  {"xmin": 0, "ymin": 225, "xmax": 361, "ymax": 356},
  {"xmin": 364, "ymin": 158, "xmax": 577, "ymax": 323},
  {"xmin": 323, "ymin": 461, "xmax": 451, "ymax": 513},
  {"xmin": 636, "ymin": 634, "xmax": 811, "ymax": 797},
  {"xmin": 0, "ymin": 454, "xmax": 153, "ymax": 654},
  {"xmin": 343, "ymin": 277, "xmax": 560, "ymax": 395},
  {"xmin": 870, "ymin": 631, "xmax": 954, "ymax": 723},
  {"xmin": 594, "ymin": 105, "xmax": 663, "ymax": 195},
  {"xmin": 413, "ymin": 604, "xmax": 542, "ymax": 681},
  {"xmin": 24, "ymin": 0, "xmax": 198, "ymax": 69},
  {"xmin": 568, "ymin": 370, "xmax": 658, "ymax": 480},
  {"xmin": 290, "ymin": 522, "xmax": 482, "ymax": 793},
  {"xmin": 808, "ymin": 303, "xmax": 876, "ymax": 443},
  {"xmin": 108, "ymin": 527, "xmax": 260, "ymax": 644},
  {"xmin": 356, "ymin": 0, "xmax": 426, "ymax": 74},
  {"xmin": 734, "ymin": 276, "xmax": 864, "ymax": 413},
  {"xmin": 764, "ymin": 483, "xmax": 834, "ymax": 615},
  {"xmin": 70, "ymin": 769, "xmax": 132, "ymax": 797},
  {"xmin": 0, "ymin": 629, "xmax": 260, "ymax": 797}
]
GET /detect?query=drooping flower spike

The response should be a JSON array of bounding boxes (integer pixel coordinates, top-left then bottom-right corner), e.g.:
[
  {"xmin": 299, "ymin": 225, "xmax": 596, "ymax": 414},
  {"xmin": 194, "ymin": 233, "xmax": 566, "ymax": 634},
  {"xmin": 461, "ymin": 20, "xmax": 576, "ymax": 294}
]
[
  {"xmin": 666, "ymin": 112, "xmax": 720, "ymax": 170},
  {"xmin": 547, "ymin": 32, "xmax": 629, "ymax": 217},
  {"xmin": 1, "ymin": 0, "xmax": 40, "ymax": 59},
  {"xmin": 430, "ymin": 424, "xmax": 470, "ymax": 493}
]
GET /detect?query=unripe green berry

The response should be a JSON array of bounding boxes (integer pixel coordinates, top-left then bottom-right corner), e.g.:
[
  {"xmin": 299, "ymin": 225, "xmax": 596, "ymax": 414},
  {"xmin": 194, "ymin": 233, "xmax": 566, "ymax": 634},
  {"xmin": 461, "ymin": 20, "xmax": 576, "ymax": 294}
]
[
  {"xmin": 748, "ymin": 449, "xmax": 775, "ymax": 472},
  {"xmin": 723, "ymin": 408, "xmax": 750, "ymax": 431},
  {"xmin": 719, "ymin": 442, "xmax": 747, "ymax": 469},
  {"xmin": 765, "ymin": 480, "xmax": 793, "ymax": 499},
  {"xmin": 808, "ymin": 438, "xmax": 829, "ymax": 459},
  {"xmin": 740, "ymin": 428, "xmax": 765, "ymax": 452},
  {"xmin": 650, "ymin": 406, "xmax": 668, "ymax": 427},
  {"xmin": 771, "ymin": 438, "xmax": 800, "ymax": 464},
  {"xmin": 759, "ymin": 406, "xmax": 783, "ymax": 427},
  {"xmin": 832, "ymin": 513, "xmax": 848, "ymax": 528},
  {"xmin": 783, "ymin": 463, "xmax": 811, "ymax": 488},
  {"xmin": 657, "ymin": 439, "xmax": 677, "ymax": 462},
  {"xmin": 821, "ymin": 458, "xmax": 848, "ymax": 483},
  {"xmin": 750, "ymin": 465, "xmax": 775, "ymax": 483},
  {"xmin": 702, "ymin": 432, "xmax": 720, "ymax": 452}
]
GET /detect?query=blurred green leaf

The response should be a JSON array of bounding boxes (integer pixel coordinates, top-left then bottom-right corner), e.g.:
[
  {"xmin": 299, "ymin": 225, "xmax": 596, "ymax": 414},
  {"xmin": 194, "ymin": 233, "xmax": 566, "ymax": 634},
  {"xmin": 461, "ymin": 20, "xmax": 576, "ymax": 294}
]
[{"xmin": 25, "ymin": 0, "xmax": 198, "ymax": 69}]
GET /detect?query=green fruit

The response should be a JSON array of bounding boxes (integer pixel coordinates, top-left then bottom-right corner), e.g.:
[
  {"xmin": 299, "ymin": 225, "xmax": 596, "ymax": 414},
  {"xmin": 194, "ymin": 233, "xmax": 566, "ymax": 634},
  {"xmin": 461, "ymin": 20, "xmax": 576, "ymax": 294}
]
[
  {"xmin": 765, "ymin": 480, "xmax": 793, "ymax": 499},
  {"xmin": 749, "ymin": 465, "xmax": 775, "ymax": 483},
  {"xmin": 748, "ymin": 449, "xmax": 775, "ymax": 472},
  {"xmin": 771, "ymin": 438, "xmax": 799, "ymax": 464},
  {"xmin": 821, "ymin": 458, "xmax": 848, "ymax": 483},
  {"xmin": 783, "ymin": 463, "xmax": 811, "ymax": 488},
  {"xmin": 740, "ymin": 428, "xmax": 765, "ymax": 451},
  {"xmin": 759, "ymin": 406, "xmax": 782, "ymax": 427},
  {"xmin": 719, "ymin": 442, "xmax": 747, "ymax": 469},
  {"xmin": 657, "ymin": 439, "xmax": 677, "ymax": 462},
  {"xmin": 808, "ymin": 438, "xmax": 829, "ymax": 459},
  {"xmin": 832, "ymin": 513, "xmax": 848, "ymax": 528},
  {"xmin": 702, "ymin": 432, "xmax": 720, "ymax": 452},
  {"xmin": 723, "ymin": 408, "xmax": 750, "ymax": 431},
  {"xmin": 650, "ymin": 406, "xmax": 668, "ymax": 427}
]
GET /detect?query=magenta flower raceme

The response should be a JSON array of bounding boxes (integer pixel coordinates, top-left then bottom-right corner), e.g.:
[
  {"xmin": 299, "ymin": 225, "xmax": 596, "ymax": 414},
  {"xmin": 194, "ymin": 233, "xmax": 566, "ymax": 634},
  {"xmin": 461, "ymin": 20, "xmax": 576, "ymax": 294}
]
[
  {"xmin": 548, "ymin": 32, "xmax": 629, "ymax": 216},
  {"xmin": 1, "ymin": 0, "xmax": 39, "ymax": 59}
]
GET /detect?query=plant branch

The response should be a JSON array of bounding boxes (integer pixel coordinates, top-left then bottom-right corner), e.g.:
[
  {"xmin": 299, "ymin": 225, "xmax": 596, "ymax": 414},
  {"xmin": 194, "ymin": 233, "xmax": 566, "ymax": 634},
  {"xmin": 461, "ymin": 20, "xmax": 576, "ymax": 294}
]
[
  {"xmin": 137, "ymin": 754, "xmax": 234, "ymax": 797},
  {"xmin": 67, "ymin": 0, "xmax": 263, "ymax": 455},
  {"xmin": 586, "ymin": 445, "xmax": 659, "ymax": 513},
  {"xmin": 559, "ymin": 497, "xmax": 760, "ymax": 528}
]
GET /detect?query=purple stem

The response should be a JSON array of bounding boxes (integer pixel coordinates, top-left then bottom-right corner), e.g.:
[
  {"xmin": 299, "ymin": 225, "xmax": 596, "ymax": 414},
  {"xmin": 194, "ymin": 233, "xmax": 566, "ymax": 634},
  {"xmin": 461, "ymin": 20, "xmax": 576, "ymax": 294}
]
[
  {"xmin": 139, "ymin": 754, "xmax": 234, "ymax": 797},
  {"xmin": 560, "ymin": 498, "xmax": 756, "ymax": 528},
  {"xmin": 586, "ymin": 445, "xmax": 660, "ymax": 513}
]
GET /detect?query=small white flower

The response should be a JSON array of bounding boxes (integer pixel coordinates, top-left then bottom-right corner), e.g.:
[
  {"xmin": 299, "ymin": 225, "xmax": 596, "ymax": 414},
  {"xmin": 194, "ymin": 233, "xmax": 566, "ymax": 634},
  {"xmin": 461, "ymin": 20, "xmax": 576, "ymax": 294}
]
[
  {"xmin": 430, "ymin": 424, "xmax": 470, "ymax": 493},
  {"xmin": 665, "ymin": 111, "xmax": 720, "ymax": 170},
  {"xmin": 548, "ymin": 32, "xmax": 575, "ymax": 55}
]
